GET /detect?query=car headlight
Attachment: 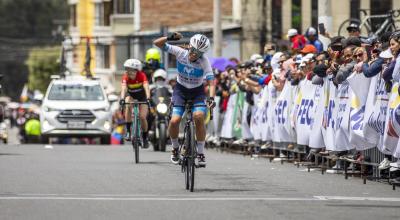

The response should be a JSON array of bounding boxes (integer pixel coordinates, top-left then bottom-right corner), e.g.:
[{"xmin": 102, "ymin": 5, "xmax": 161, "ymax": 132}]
[
  {"xmin": 156, "ymin": 103, "xmax": 168, "ymax": 114},
  {"xmin": 103, "ymin": 121, "xmax": 111, "ymax": 130}
]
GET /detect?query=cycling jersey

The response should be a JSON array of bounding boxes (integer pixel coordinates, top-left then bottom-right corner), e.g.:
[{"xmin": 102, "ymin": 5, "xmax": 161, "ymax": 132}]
[
  {"xmin": 163, "ymin": 43, "xmax": 214, "ymax": 89},
  {"xmin": 122, "ymin": 71, "xmax": 148, "ymax": 100}
]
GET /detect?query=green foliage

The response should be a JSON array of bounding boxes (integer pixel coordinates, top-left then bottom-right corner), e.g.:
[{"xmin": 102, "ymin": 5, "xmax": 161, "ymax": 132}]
[
  {"xmin": 26, "ymin": 47, "xmax": 60, "ymax": 93},
  {"xmin": 0, "ymin": 0, "xmax": 68, "ymax": 39}
]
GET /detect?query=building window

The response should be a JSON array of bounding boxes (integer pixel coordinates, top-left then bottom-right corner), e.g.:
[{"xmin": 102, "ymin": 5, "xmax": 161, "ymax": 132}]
[
  {"xmin": 94, "ymin": 3, "xmax": 104, "ymax": 26},
  {"xmin": 311, "ymin": 0, "xmax": 318, "ymax": 29},
  {"xmin": 292, "ymin": 0, "xmax": 302, "ymax": 33},
  {"xmin": 104, "ymin": 1, "xmax": 112, "ymax": 26},
  {"xmin": 350, "ymin": 0, "xmax": 360, "ymax": 19},
  {"xmin": 96, "ymin": 45, "xmax": 110, "ymax": 69},
  {"xmin": 271, "ymin": 0, "xmax": 282, "ymax": 41},
  {"xmin": 70, "ymin": 4, "xmax": 77, "ymax": 27},
  {"xmin": 116, "ymin": 0, "xmax": 134, "ymax": 14}
]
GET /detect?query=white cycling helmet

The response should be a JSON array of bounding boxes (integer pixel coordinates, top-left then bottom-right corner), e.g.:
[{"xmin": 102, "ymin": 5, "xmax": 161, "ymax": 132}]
[
  {"xmin": 123, "ymin": 58, "xmax": 142, "ymax": 71},
  {"xmin": 189, "ymin": 34, "xmax": 210, "ymax": 53},
  {"xmin": 153, "ymin": 69, "xmax": 167, "ymax": 81}
]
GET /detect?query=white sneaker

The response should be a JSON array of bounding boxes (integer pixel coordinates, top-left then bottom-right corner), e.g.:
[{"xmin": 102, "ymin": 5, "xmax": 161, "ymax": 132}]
[
  {"xmin": 378, "ymin": 158, "xmax": 391, "ymax": 170},
  {"xmin": 390, "ymin": 161, "xmax": 400, "ymax": 172},
  {"xmin": 233, "ymin": 139, "xmax": 244, "ymax": 145}
]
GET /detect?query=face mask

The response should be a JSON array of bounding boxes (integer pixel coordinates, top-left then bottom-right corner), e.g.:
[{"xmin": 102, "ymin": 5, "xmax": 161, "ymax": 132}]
[{"xmin": 155, "ymin": 81, "xmax": 165, "ymax": 87}]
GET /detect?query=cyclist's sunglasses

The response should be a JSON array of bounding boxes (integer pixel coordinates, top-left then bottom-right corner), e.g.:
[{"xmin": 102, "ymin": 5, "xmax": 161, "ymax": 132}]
[{"xmin": 189, "ymin": 47, "xmax": 203, "ymax": 58}]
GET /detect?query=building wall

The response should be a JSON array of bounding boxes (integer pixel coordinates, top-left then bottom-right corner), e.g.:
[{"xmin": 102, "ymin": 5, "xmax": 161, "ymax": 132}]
[
  {"xmin": 140, "ymin": 0, "xmax": 232, "ymax": 30},
  {"xmin": 76, "ymin": 0, "xmax": 96, "ymax": 74}
]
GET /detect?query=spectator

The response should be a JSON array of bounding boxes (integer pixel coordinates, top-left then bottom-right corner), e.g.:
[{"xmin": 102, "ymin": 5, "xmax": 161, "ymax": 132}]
[
  {"xmin": 287, "ymin": 28, "xmax": 306, "ymax": 52},
  {"xmin": 346, "ymin": 22, "xmax": 361, "ymax": 38},
  {"xmin": 305, "ymin": 27, "xmax": 324, "ymax": 53}
]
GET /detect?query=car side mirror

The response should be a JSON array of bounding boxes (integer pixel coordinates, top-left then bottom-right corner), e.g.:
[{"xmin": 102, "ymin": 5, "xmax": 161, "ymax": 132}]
[{"xmin": 107, "ymin": 94, "xmax": 118, "ymax": 102}]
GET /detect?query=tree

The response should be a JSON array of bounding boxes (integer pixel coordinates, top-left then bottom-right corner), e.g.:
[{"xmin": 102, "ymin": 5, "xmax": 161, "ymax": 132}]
[
  {"xmin": 26, "ymin": 46, "xmax": 60, "ymax": 94},
  {"xmin": 0, "ymin": 0, "xmax": 68, "ymax": 100}
]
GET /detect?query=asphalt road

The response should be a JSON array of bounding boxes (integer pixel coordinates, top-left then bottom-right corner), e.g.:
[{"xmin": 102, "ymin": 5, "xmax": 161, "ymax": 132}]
[{"xmin": 1, "ymin": 144, "xmax": 400, "ymax": 220}]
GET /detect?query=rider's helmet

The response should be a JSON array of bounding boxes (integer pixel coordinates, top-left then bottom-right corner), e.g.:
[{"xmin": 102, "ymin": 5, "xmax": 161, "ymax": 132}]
[
  {"xmin": 123, "ymin": 58, "xmax": 142, "ymax": 71},
  {"xmin": 152, "ymin": 69, "xmax": 167, "ymax": 82},
  {"xmin": 145, "ymin": 48, "xmax": 161, "ymax": 63},
  {"xmin": 189, "ymin": 34, "xmax": 211, "ymax": 53}
]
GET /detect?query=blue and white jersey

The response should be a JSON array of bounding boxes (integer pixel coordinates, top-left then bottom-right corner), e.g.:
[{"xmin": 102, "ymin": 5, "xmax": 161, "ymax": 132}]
[{"xmin": 163, "ymin": 43, "xmax": 214, "ymax": 89}]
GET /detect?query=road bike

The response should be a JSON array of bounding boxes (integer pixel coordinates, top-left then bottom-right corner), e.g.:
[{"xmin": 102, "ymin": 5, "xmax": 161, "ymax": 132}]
[
  {"xmin": 338, "ymin": 9, "xmax": 400, "ymax": 37},
  {"xmin": 123, "ymin": 101, "xmax": 148, "ymax": 163},
  {"xmin": 177, "ymin": 100, "xmax": 212, "ymax": 192}
]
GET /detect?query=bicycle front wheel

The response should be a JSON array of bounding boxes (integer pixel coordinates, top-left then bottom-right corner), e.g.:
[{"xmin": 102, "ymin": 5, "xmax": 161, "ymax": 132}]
[
  {"xmin": 189, "ymin": 122, "xmax": 196, "ymax": 192},
  {"xmin": 132, "ymin": 119, "xmax": 139, "ymax": 164}
]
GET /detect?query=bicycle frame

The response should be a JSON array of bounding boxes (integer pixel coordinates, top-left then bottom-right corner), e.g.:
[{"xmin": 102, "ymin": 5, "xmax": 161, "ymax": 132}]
[
  {"xmin": 359, "ymin": 13, "xmax": 394, "ymax": 36},
  {"xmin": 124, "ymin": 101, "xmax": 148, "ymax": 163},
  {"xmin": 177, "ymin": 100, "xmax": 212, "ymax": 192}
]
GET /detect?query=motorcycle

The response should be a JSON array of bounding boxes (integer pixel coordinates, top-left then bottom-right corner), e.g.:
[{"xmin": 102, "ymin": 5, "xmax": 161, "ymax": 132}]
[{"xmin": 150, "ymin": 85, "xmax": 171, "ymax": 151}]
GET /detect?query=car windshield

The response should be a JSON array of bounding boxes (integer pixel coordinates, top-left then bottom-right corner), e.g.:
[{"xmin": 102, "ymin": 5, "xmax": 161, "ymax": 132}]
[{"xmin": 48, "ymin": 84, "xmax": 105, "ymax": 101}]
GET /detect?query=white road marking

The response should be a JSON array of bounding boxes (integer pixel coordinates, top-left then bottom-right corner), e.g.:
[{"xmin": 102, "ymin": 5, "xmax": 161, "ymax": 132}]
[
  {"xmin": 0, "ymin": 194, "xmax": 400, "ymax": 202},
  {"xmin": 44, "ymin": 145, "xmax": 53, "ymax": 149}
]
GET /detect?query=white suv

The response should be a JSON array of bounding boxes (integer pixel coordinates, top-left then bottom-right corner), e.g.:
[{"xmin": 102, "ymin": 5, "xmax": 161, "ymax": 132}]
[{"xmin": 40, "ymin": 76, "xmax": 115, "ymax": 144}]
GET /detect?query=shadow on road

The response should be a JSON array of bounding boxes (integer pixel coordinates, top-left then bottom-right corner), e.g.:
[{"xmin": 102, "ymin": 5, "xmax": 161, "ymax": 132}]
[
  {"xmin": 0, "ymin": 153, "xmax": 23, "ymax": 156},
  {"xmin": 136, "ymin": 161, "xmax": 171, "ymax": 165},
  {"xmin": 326, "ymin": 204, "xmax": 400, "ymax": 208},
  {"xmin": 194, "ymin": 188, "xmax": 257, "ymax": 193}
]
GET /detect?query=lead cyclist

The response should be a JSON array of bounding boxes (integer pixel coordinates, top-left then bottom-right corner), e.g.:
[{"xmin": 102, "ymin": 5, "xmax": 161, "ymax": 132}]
[{"xmin": 154, "ymin": 32, "xmax": 216, "ymax": 166}]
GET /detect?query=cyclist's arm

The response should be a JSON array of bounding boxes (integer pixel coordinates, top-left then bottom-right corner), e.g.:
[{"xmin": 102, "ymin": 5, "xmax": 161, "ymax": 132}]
[
  {"xmin": 154, "ymin": 36, "xmax": 168, "ymax": 49},
  {"xmin": 143, "ymin": 82, "xmax": 151, "ymax": 100},
  {"xmin": 120, "ymin": 76, "xmax": 128, "ymax": 100},
  {"xmin": 154, "ymin": 36, "xmax": 186, "ymax": 59}
]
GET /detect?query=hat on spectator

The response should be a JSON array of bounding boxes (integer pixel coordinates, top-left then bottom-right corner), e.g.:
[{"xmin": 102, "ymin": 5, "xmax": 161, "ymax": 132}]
[
  {"xmin": 294, "ymin": 54, "xmax": 303, "ymax": 64},
  {"xmin": 287, "ymin": 29, "xmax": 298, "ymax": 38},
  {"xmin": 305, "ymin": 27, "xmax": 317, "ymax": 36},
  {"xmin": 244, "ymin": 60, "xmax": 254, "ymax": 68},
  {"xmin": 313, "ymin": 63, "xmax": 328, "ymax": 77},
  {"xmin": 379, "ymin": 48, "xmax": 393, "ymax": 59},
  {"xmin": 346, "ymin": 22, "xmax": 360, "ymax": 32},
  {"xmin": 250, "ymin": 54, "xmax": 263, "ymax": 61},
  {"xmin": 329, "ymin": 36, "xmax": 344, "ymax": 47},
  {"xmin": 300, "ymin": 44, "xmax": 317, "ymax": 54},
  {"xmin": 343, "ymin": 36, "xmax": 362, "ymax": 47}
]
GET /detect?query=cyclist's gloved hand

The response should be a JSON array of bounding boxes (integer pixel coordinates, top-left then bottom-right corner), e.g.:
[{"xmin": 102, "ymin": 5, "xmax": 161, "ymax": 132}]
[
  {"xmin": 147, "ymin": 98, "xmax": 153, "ymax": 108},
  {"xmin": 167, "ymin": 32, "xmax": 182, "ymax": 41},
  {"xmin": 207, "ymin": 97, "xmax": 216, "ymax": 108},
  {"xmin": 119, "ymin": 99, "xmax": 125, "ymax": 107}
]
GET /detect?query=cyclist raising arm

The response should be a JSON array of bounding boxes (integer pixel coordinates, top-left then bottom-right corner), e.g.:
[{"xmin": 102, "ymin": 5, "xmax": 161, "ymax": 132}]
[
  {"xmin": 154, "ymin": 32, "xmax": 216, "ymax": 166},
  {"xmin": 120, "ymin": 59, "xmax": 151, "ymax": 148}
]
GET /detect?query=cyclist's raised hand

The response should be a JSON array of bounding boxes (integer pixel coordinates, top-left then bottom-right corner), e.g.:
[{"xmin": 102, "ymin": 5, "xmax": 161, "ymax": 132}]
[{"xmin": 167, "ymin": 32, "xmax": 183, "ymax": 41}]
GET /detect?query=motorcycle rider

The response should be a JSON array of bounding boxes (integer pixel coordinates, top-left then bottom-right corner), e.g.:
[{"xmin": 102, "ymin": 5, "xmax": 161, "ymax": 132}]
[{"xmin": 149, "ymin": 69, "xmax": 172, "ymax": 151}]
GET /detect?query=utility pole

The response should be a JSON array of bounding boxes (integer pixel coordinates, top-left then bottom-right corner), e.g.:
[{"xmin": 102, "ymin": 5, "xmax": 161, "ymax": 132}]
[{"xmin": 213, "ymin": 0, "xmax": 222, "ymax": 57}]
